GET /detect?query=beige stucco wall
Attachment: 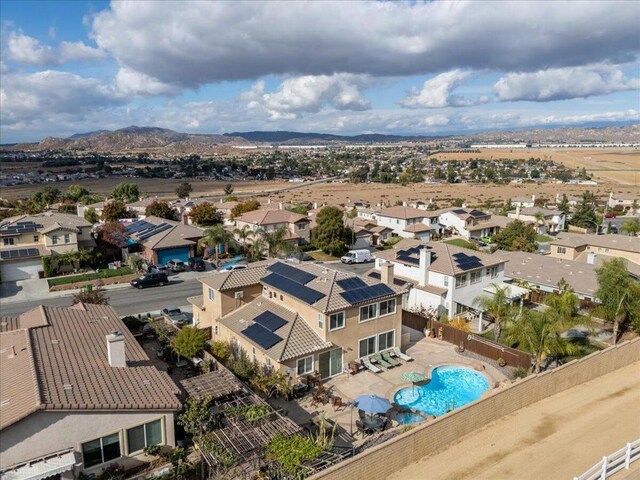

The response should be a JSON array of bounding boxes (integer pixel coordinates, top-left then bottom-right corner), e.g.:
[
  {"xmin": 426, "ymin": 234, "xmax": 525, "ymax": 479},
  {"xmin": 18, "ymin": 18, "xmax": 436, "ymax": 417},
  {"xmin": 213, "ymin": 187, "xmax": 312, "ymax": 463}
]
[
  {"xmin": 201, "ymin": 283, "xmax": 263, "ymax": 324},
  {"xmin": 584, "ymin": 245, "xmax": 640, "ymax": 265},
  {"xmin": 549, "ymin": 244, "xmax": 581, "ymax": 260},
  {"xmin": 0, "ymin": 410, "xmax": 175, "ymax": 474}
]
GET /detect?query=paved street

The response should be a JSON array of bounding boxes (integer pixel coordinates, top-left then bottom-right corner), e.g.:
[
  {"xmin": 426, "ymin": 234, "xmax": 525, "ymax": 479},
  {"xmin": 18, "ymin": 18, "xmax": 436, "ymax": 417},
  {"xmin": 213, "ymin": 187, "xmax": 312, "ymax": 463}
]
[{"xmin": 0, "ymin": 277, "xmax": 202, "ymax": 317}]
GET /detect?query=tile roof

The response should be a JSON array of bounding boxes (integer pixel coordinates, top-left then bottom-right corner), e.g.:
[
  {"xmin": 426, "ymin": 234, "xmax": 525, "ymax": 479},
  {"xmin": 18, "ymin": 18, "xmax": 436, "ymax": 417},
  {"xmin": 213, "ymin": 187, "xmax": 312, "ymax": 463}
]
[
  {"xmin": 199, "ymin": 261, "xmax": 270, "ymax": 291},
  {"xmin": 513, "ymin": 206, "xmax": 564, "ymax": 217},
  {"xmin": 0, "ymin": 212, "xmax": 91, "ymax": 232},
  {"xmin": 0, "ymin": 304, "xmax": 180, "ymax": 430},
  {"xmin": 236, "ymin": 209, "xmax": 309, "ymax": 225},
  {"xmin": 131, "ymin": 216, "xmax": 204, "ymax": 250},
  {"xmin": 375, "ymin": 238, "xmax": 506, "ymax": 276},
  {"xmin": 127, "ymin": 197, "xmax": 166, "ymax": 209},
  {"xmin": 218, "ymin": 297, "xmax": 332, "ymax": 362},
  {"xmin": 403, "ymin": 223, "xmax": 432, "ymax": 233},
  {"xmin": 377, "ymin": 206, "xmax": 427, "ymax": 220},
  {"xmin": 551, "ymin": 232, "xmax": 640, "ymax": 254}
]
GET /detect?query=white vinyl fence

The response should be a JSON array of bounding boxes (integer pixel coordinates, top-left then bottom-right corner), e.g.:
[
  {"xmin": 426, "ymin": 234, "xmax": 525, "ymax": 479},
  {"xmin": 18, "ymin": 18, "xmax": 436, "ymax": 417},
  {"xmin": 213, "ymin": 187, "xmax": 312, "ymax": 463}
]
[{"xmin": 574, "ymin": 439, "xmax": 640, "ymax": 480}]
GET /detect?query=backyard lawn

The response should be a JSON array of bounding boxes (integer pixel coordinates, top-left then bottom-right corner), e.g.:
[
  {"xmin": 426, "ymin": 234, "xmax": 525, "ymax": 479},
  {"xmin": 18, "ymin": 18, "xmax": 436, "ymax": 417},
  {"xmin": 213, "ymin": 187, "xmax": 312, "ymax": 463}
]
[
  {"xmin": 443, "ymin": 238, "xmax": 476, "ymax": 249},
  {"xmin": 47, "ymin": 266, "xmax": 134, "ymax": 287},
  {"xmin": 536, "ymin": 234, "xmax": 554, "ymax": 242},
  {"xmin": 307, "ymin": 250, "xmax": 340, "ymax": 261}
]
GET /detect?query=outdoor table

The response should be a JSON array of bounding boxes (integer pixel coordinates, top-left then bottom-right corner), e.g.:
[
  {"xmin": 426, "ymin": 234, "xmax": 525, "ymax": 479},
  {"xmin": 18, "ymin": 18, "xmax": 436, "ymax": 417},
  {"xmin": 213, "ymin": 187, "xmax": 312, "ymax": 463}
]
[{"xmin": 362, "ymin": 416, "xmax": 385, "ymax": 432}]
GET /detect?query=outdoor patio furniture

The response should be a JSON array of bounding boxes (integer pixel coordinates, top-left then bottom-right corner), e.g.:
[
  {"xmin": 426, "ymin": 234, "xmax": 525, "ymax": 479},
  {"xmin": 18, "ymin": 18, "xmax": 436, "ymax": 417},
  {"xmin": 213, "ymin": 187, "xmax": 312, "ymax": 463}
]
[
  {"xmin": 372, "ymin": 353, "xmax": 393, "ymax": 368},
  {"xmin": 381, "ymin": 350, "xmax": 401, "ymax": 367},
  {"xmin": 348, "ymin": 361, "xmax": 360, "ymax": 375},
  {"xmin": 311, "ymin": 389, "xmax": 327, "ymax": 406},
  {"xmin": 361, "ymin": 358, "xmax": 382, "ymax": 373},
  {"xmin": 292, "ymin": 382, "xmax": 308, "ymax": 399},
  {"xmin": 362, "ymin": 415, "xmax": 385, "ymax": 433},
  {"xmin": 355, "ymin": 420, "xmax": 369, "ymax": 437},
  {"xmin": 392, "ymin": 346, "xmax": 414, "ymax": 362},
  {"xmin": 332, "ymin": 396, "xmax": 344, "ymax": 411}
]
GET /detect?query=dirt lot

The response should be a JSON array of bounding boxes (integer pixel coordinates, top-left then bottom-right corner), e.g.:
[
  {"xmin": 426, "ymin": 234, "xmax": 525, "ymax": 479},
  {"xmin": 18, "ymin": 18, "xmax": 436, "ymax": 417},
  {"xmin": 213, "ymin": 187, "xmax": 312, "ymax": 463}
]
[
  {"xmin": 431, "ymin": 148, "xmax": 640, "ymax": 185},
  {"xmin": 390, "ymin": 362, "xmax": 640, "ymax": 480}
]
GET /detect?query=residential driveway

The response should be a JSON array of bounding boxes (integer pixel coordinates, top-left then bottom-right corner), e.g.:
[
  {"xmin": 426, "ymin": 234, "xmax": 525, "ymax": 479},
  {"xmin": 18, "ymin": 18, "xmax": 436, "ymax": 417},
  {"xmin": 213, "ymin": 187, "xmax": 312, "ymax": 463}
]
[{"xmin": 0, "ymin": 278, "xmax": 50, "ymax": 303}]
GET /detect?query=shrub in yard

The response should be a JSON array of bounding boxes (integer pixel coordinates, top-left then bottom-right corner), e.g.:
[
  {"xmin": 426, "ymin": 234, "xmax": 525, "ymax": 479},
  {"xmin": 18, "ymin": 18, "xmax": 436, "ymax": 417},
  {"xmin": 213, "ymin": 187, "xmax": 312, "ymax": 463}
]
[
  {"xmin": 497, "ymin": 357, "xmax": 507, "ymax": 367},
  {"xmin": 42, "ymin": 256, "xmax": 54, "ymax": 277},
  {"xmin": 72, "ymin": 287, "xmax": 109, "ymax": 305},
  {"xmin": 121, "ymin": 315, "xmax": 145, "ymax": 332},
  {"xmin": 211, "ymin": 340, "xmax": 231, "ymax": 364},
  {"xmin": 172, "ymin": 327, "xmax": 207, "ymax": 359},
  {"xmin": 513, "ymin": 367, "xmax": 528, "ymax": 378},
  {"xmin": 449, "ymin": 317, "xmax": 471, "ymax": 332}
]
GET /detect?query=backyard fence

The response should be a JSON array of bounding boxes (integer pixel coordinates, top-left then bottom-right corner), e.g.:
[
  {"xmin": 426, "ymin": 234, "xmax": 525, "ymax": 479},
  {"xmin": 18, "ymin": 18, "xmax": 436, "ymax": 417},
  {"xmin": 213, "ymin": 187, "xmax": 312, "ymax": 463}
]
[
  {"xmin": 574, "ymin": 438, "xmax": 640, "ymax": 480},
  {"xmin": 430, "ymin": 319, "xmax": 532, "ymax": 370},
  {"xmin": 401, "ymin": 309, "xmax": 429, "ymax": 332}
]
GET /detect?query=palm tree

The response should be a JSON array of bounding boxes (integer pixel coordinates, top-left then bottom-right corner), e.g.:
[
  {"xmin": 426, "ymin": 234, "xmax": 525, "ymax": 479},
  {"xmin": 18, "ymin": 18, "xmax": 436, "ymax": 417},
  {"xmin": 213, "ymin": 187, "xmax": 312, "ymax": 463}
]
[
  {"xmin": 533, "ymin": 212, "xmax": 547, "ymax": 233},
  {"xmin": 258, "ymin": 227, "xmax": 292, "ymax": 258},
  {"xmin": 200, "ymin": 225, "xmax": 234, "ymax": 266},
  {"xmin": 620, "ymin": 218, "xmax": 640, "ymax": 237},
  {"xmin": 75, "ymin": 248, "xmax": 92, "ymax": 270},
  {"xmin": 233, "ymin": 225, "xmax": 252, "ymax": 255},
  {"xmin": 56, "ymin": 251, "xmax": 77, "ymax": 273},
  {"xmin": 473, "ymin": 284, "xmax": 516, "ymax": 341}
]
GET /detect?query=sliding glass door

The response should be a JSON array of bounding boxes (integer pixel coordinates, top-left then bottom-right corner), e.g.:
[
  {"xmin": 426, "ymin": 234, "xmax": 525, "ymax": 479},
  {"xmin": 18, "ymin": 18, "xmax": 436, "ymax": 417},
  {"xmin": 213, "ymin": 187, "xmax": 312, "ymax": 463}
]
[{"xmin": 319, "ymin": 348, "xmax": 343, "ymax": 379}]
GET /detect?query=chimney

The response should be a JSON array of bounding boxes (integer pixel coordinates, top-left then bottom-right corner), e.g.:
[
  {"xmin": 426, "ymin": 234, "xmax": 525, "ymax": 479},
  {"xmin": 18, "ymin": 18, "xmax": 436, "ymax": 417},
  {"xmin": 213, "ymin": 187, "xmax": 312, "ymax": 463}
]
[
  {"xmin": 182, "ymin": 213, "xmax": 190, "ymax": 225},
  {"xmin": 402, "ymin": 201, "xmax": 407, "ymax": 207},
  {"xmin": 587, "ymin": 252, "xmax": 597, "ymax": 265},
  {"xmin": 419, "ymin": 248, "xmax": 431, "ymax": 287},
  {"xmin": 555, "ymin": 193, "xmax": 559, "ymax": 204},
  {"xmin": 278, "ymin": 202, "xmax": 283, "ymax": 210},
  {"xmin": 268, "ymin": 198, "xmax": 271, "ymax": 204},
  {"xmin": 532, "ymin": 194, "xmax": 536, "ymax": 204},
  {"xmin": 313, "ymin": 202, "xmax": 318, "ymax": 210},
  {"xmin": 515, "ymin": 205, "xmax": 521, "ymax": 218},
  {"xmin": 380, "ymin": 261, "xmax": 394, "ymax": 286},
  {"xmin": 106, "ymin": 331, "xmax": 126, "ymax": 368}
]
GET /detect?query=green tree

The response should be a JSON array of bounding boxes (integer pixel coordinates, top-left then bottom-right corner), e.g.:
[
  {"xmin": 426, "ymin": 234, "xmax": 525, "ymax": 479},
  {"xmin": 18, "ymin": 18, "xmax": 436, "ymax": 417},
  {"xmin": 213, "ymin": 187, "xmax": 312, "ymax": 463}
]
[
  {"xmin": 84, "ymin": 207, "xmax": 100, "ymax": 224},
  {"xmin": 189, "ymin": 202, "xmax": 222, "ymax": 226},
  {"xmin": 557, "ymin": 194, "xmax": 571, "ymax": 215},
  {"xmin": 286, "ymin": 204, "xmax": 309, "ymax": 216},
  {"xmin": 32, "ymin": 186, "xmax": 61, "ymax": 209},
  {"xmin": 178, "ymin": 395, "xmax": 213, "ymax": 437},
  {"xmin": 570, "ymin": 191, "xmax": 597, "ymax": 229},
  {"xmin": 58, "ymin": 203, "xmax": 77, "ymax": 215},
  {"xmin": 172, "ymin": 326, "xmax": 207, "ymax": 359},
  {"xmin": 145, "ymin": 200, "xmax": 177, "ymax": 220},
  {"xmin": 620, "ymin": 217, "xmax": 640, "ymax": 236},
  {"xmin": 347, "ymin": 207, "xmax": 358, "ymax": 219},
  {"xmin": 223, "ymin": 183, "xmax": 234, "ymax": 195},
  {"xmin": 311, "ymin": 206, "xmax": 351, "ymax": 256},
  {"xmin": 491, "ymin": 220, "xmax": 537, "ymax": 252},
  {"xmin": 175, "ymin": 182, "xmax": 193, "ymax": 199},
  {"xmin": 258, "ymin": 227, "xmax": 292, "ymax": 258},
  {"xmin": 595, "ymin": 258, "xmax": 640, "ymax": 343},
  {"xmin": 101, "ymin": 200, "xmax": 129, "ymax": 222},
  {"xmin": 230, "ymin": 199, "xmax": 261, "ymax": 219},
  {"xmin": 473, "ymin": 284, "xmax": 517, "ymax": 341},
  {"xmin": 200, "ymin": 225, "xmax": 234, "ymax": 264},
  {"xmin": 96, "ymin": 221, "xmax": 127, "ymax": 247},
  {"xmin": 111, "ymin": 182, "xmax": 140, "ymax": 203},
  {"xmin": 233, "ymin": 225, "xmax": 253, "ymax": 255},
  {"xmin": 66, "ymin": 185, "xmax": 90, "ymax": 202},
  {"xmin": 72, "ymin": 287, "xmax": 109, "ymax": 305}
]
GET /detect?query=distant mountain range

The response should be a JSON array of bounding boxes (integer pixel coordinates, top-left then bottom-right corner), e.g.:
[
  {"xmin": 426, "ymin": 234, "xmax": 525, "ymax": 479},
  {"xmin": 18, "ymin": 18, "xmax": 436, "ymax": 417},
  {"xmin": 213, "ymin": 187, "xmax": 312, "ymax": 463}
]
[{"xmin": 2, "ymin": 124, "xmax": 638, "ymax": 154}]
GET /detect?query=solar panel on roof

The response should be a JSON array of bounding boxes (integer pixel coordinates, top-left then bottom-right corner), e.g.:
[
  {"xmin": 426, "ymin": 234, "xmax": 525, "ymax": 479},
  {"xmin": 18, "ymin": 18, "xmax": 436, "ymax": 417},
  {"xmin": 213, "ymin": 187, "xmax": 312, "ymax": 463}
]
[
  {"xmin": 336, "ymin": 277, "xmax": 367, "ymax": 291},
  {"xmin": 126, "ymin": 220, "xmax": 153, "ymax": 233},
  {"xmin": 262, "ymin": 272, "xmax": 326, "ymax": 305},
  {"xmin": 242, "ymin": 323, "xmax": 283, "ymax": 350},
  {"xmin": 138, "ymin": 223, "xmax": 172, "ymax": 241},
  {"xmin": 397, "ymin": 254, "xmax": 420, "ymax": 265},
  {"xmin": 453, "ymin": 209, "xmax": 467, "ymax": 214},
  {"xmin": 9, "ymin": 250, "xmax": 20, "ymax": 258},
  {"xmin": 253, "ymin": 311, "xmax": 287, "ymax": 332},
  {"xmin": 340, "ymin": 283, "xmax": 394, "ymax": 304},
  {"xmin": 0, "ymin": 251, "xmax": 9, "ymax": 259},
  {"xmin": 267, "ymin": 262, "xmax": 316, "ymax": 285},
  {"xmin": 469, "ymin": 210, "xmax": 486, "ymax": 217},
  {"xmin": 452, "ymin": 252, "xmax": 484, "ymax": 270}
]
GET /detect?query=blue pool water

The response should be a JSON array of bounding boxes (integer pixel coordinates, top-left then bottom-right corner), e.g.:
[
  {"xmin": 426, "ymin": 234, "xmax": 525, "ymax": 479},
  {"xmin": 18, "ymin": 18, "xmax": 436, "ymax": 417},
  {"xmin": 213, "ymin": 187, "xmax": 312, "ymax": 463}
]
[{"xmin": 394, "ymin": 366, "xmax": 490, "ymax": 417}]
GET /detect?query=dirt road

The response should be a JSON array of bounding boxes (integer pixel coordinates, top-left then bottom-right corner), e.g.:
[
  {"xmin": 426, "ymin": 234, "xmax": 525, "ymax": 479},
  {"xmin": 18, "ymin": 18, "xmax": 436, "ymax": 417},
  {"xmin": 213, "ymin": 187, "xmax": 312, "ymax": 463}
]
[{"xmin": 390, "ymin": 362, "xmax": 640, "ymax": 480}]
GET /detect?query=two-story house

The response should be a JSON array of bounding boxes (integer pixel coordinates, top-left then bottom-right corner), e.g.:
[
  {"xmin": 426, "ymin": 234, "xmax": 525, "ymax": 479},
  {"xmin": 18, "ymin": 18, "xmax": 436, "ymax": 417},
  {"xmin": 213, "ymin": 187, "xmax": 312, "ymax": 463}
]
[
  {"xmin": 508, "ymin": 206, "xmax": 566, "ymax": 234},
  {"xmin": 376, "ymin": 206, "xmax": 442, "ymax": 240},
  {"xmin": 234, "ymin": 210, "xmax": 311, "ymax": 245},
  {"xmin": 438, "ymin": 208, "xmax": 508, "ymax": 240},
  {"xmin": 191, "ymin": 261, "xmax": 406, "ymax": 379},
  {"xmin": 608, "ymin": 192, "xmax": 639, "ymax": 213},
  {"xmin": 0, "ymin": 303, "xmax": 181, "ymax": 479},
  {"xmin": 0, "ymin": 213, "xmax": 95, "ymax": 281},
  {"xmin": 373, "ymin": 239, "xmax": 524, "ymax": 332}
]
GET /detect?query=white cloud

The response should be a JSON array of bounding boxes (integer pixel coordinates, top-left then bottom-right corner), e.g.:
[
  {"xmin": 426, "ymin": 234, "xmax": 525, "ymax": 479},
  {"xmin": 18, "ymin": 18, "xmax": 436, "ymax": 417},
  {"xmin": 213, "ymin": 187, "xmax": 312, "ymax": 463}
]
[
  {"xmin": 114, "ymin": 67, "xmax": 180, "ymax": 97},
  {"xmin": 401, "ymin": 70, "xmax": 488, "ymax": 108},
  {"xmin": 494, "ymin": 64, "xmax": 640, "ymax": 102},
  {"xmin": 242, "ymin": 74, "xmax": 370, "ymax": 120},
  {"xmin": 90, "ymin": 1, "xmax": 639, "ymax": 87},
  {"xmin": 5, "ymin": 31, "xmax": 104, "ymax": 66}
]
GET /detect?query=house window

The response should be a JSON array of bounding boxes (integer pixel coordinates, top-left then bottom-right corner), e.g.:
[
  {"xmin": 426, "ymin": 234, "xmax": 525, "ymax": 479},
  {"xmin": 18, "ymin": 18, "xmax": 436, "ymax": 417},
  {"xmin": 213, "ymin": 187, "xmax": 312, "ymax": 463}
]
[
  {"xmin": 470, "ymin": 270, "xmax": 482, "ymax": 284},
  {"xmin": 208, "ymin": 288, "xmax": 215, "ymax": 301},
  {"xmin": 378, "ymin": 330, "xmax": 395, "ymax": 351},
  {"xmin": 329, "ymin": 311, "xmax": 345, "ymax": 331},
  {"xmin": 486, "ymin": 266, "xmax": 498, "ymax": 278},
  {"xmin": 359, "ymin": 304, "xmax": 377, "ymax": 322},
  {"xmin": 64, "ymin": 234, "xmax": 70, "ymax": 243},
  {"xmin": 381, "ymin": 232, "xmax": 388, "ymax": 240},
  {"xmin": 3, "ymin": 238, "xmax": 14, "ymax": 246},
  {"xmin": 33, "ymin": 235, "xmax": 39, "ymax": 242},
  {"xmin": 297, "ymin": 356, "xmax": 313, "ymax": 375},
  {"xmin": 444, "ymin": 276, "xmax": 449, "ymax": 287},
  {"xmin": 379, "ymin": 299, "xmax": 396, "ymax": 316},
  {"xmin": 359, "ymin": 336, "xmax": 377, "ymax": 358},
  {"xmin": 317, "ymin": 314, "xmax": 324, "ymax": 329},
  {"xmin": 297, "ymin": 223, "xmax": 307, "ymax": 230},
  {"xmin": 252, "ymin": 347, "xmax": 256, "ymax": 361},
  {"xmin": 52, "ymin": 235, "xmax": 59, "ymax": 245},
  {"xmin": 126, "ymin": 419, "xmax": 162, "ymax": 454},
  {"xmin": 280, "ymin": 294, "xmax": 283, "ymax": 301},
  {"xmin": 557, "ymin": 247, "xmax": 566, "ymax": 254},
  {"xmin": 455, "ymin": 274, "xmax": 468, "ymax": 288},
  {"xmin": 82, "ymin": 432, "xmax": 121, "ymax": 468}
]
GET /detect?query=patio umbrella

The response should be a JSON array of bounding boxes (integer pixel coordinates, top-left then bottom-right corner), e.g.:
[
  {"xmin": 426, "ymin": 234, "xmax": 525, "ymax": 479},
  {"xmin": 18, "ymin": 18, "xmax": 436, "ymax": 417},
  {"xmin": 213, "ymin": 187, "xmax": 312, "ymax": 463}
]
[
  {"xmin": 401, "ymin": 372, "xmax": 427, "ymax": 384},
  {"xmin": 354, "ymin": 394, "xmax": 392, "ymax": 414}
]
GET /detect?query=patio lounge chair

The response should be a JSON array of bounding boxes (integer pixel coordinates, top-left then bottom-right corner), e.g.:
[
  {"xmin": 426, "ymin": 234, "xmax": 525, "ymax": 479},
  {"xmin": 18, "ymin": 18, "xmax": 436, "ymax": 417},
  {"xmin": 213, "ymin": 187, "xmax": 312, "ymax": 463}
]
[
  {"xmin": 392, "ymin": 346, "xmax": 414, "ymax": 362},
  {"xmin": 381, "ymin": 350, "xmax": 401, "ymax": 367},
  {"xmin": 373, "ymin": 353, "xmax": 393, "ymax": 368},
  {"xmin": 362, "ymin": 357, "xmax": 382, "ymax": 373},
  {"xmin": 355, "ymin": 420, "xmax": 369, "ymax": 437}
]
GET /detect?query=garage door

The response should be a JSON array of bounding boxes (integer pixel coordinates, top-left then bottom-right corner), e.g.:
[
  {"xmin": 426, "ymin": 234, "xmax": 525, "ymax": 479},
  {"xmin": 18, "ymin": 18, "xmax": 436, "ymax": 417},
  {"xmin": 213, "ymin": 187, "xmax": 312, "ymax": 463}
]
[
  {"xmin": 157, "ymin": 247, "xmax": 190, "ymax": 265},
  {"xmin": 1, "ymin": 258, "xmax": 43, "ymax": 282}
]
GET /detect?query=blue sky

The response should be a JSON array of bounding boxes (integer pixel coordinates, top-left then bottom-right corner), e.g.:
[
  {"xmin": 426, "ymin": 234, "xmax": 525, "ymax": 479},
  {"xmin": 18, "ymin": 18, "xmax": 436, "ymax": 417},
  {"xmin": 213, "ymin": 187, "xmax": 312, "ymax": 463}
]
[{"xmin": 1, "ymin": 0, "xmax": 639, "ymax": 142}]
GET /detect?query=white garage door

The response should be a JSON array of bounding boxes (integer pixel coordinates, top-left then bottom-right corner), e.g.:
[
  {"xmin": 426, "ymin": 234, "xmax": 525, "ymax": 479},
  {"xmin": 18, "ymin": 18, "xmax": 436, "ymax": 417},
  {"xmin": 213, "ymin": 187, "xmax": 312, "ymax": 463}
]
[{"xmin": 1, "ymin": 259, "xmax": 43, "ymax": 282}]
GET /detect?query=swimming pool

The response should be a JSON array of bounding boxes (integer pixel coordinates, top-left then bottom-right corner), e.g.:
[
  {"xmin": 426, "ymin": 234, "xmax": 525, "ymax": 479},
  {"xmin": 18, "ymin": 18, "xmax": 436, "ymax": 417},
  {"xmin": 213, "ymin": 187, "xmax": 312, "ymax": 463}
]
[{"xmin": 394, "ymin": 366, "xmax": 490, "ymax": 417}]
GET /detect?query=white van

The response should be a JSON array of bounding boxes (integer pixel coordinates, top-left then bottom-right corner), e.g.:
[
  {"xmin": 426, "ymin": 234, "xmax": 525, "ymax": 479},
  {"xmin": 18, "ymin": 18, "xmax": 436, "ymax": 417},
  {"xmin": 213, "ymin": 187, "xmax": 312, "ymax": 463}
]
[{"xmin": 341, "ymin": 249, "xmax": 373, "ymax": 264}]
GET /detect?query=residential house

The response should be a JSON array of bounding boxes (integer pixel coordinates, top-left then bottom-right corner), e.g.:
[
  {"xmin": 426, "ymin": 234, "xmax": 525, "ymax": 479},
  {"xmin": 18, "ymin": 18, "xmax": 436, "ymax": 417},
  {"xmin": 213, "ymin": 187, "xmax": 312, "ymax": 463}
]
[
  {"xmin": 77, "ymin": 200, "xmax": 109, "ymax": 220},
  {"xmin": 0, "ymin": 213, "xmax": 95, "ymax": 281},
  {"xmin": 608, "ymin": 192, "xmax": 639, "ymax": 212},
  {"xmin": 507, "ymin": 206, "xmax": 566, "ymax": 234},
  {"xmin": 554, "ymin": 193, "xmax": 581, "ymax": 209},
  {"xmin": 122, "ymin": 216, "xmax": 204, "ymax": 265},
  {"xmin": 376, "ymin": 206, "xmax": 442, "ymax": 240},
  {"xmin": 438, "ymin": 208, "xmax": 507, "ymax": 239},
  {"xmin": 0, "ymin": 303, "xmax": 180, "ymax": 479},
  {"xmin": 234, "ymin": 210, "xmax": 311, "ymax": 245},
  {"xmin": 192, "ymin": 261, "xmax": 406, "ymax": 378},
  {"xmin": 373, "ymin": 239, "xmax": 521, "ymax": 332},
  {"xmin": 511, "ymin": 195, "xmax": 536, "ymax": 208},
  {"xmin": 126, "ymin": 197, "xmax": 172, "ymax": 219}
]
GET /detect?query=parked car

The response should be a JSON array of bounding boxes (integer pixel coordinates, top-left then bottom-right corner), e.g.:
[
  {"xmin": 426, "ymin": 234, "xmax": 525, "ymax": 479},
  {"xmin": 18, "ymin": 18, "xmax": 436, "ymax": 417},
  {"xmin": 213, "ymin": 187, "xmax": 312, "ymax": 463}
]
[
  {"xmin": 162, "ymin": 306, "xmax": 189, "ymax": 326},
  {"xmin": 341, "ymin": 249, "xmax": 373, "ymax": 264},
  {"xmin": 284, "ymin": 251, "xmax": 313, "ymax": 263},
  {"xmin": 130, "ymin": 272, "xmax": 169, "ymax": 289},
  {"xmin": 166, "ymin": 259, "xmax": 186, "ymax": 272},
  {"xmin": 604, "ymin": 213, "xmax": 617, "ymax": 218},
  {"xmin": 149, "ymin": 264, "xmax": 170, "ymax": 275},
  {"xmin": 219, "ymin": 262, "xmax": 248, "ymax": 272},
  {"xmin": 189, "ymin": 257, "xmax": 207, "ymax": 271}
]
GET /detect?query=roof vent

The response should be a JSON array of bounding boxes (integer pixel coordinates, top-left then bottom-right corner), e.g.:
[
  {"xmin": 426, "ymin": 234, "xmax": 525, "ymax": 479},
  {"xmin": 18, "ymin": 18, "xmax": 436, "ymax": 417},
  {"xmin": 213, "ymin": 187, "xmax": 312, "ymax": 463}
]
[
  {"xmin": 0, "ymin": 321, "xmax": 7, "ymax": 327},
  {"xmin": 143, "ymin": 379, "xmax": 151, "ymax": 386},
  {"xmin": 51, "ymin": 339, "xmax": 60, "ymax": 345},
  {"xmin": 63, "ymin": 384, "xmax": 73, "ymax": 391}
]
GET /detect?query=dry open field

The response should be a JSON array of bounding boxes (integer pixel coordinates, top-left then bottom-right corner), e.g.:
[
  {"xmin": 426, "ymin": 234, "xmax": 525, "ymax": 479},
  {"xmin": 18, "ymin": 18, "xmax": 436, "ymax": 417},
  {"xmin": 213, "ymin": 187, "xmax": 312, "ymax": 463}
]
[
  {"xmin": 432, "ymin": 148, "xmax": 640, "ymax": 185},
  {"xmin": 390, "ymin": 361, "xmax": 640, "ymax": 480}
]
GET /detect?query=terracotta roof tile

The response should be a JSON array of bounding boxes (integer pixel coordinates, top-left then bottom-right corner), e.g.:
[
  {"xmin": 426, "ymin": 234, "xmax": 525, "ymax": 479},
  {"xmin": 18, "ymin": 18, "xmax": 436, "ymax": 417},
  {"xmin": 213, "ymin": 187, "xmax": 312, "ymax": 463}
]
[{"xmin": 236, "ymin": 209, "xmax": 309, "ymax": 225}]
